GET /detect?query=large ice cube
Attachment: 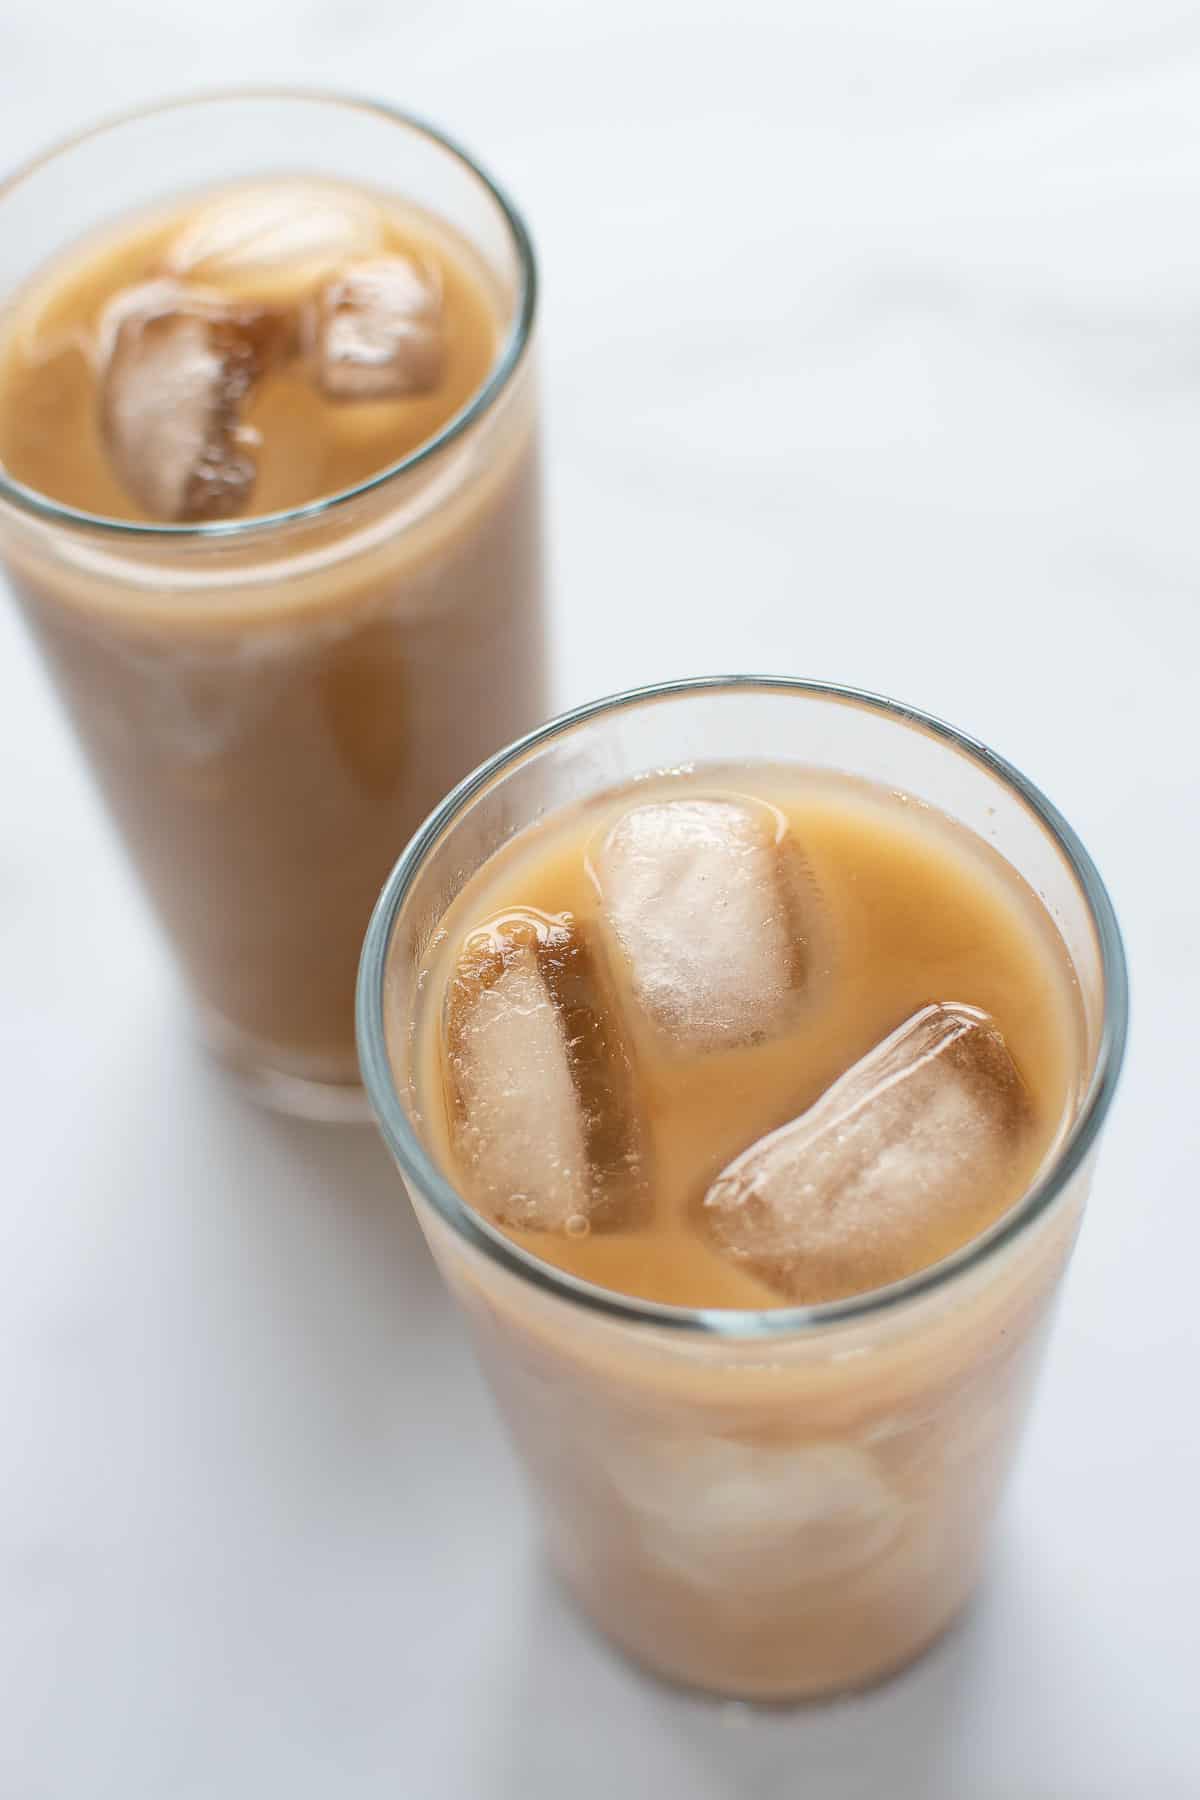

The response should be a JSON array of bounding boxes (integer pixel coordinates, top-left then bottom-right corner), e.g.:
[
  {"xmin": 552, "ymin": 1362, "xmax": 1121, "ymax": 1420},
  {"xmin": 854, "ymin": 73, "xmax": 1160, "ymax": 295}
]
[
  {"xmin": 305, "ymin": 254, "xmax": 444, "ymax": 401},
  {"xmin": 97, "ymin": 279, "xmax": 288, "ymax": 522},
  {"xmin": 443, "ymin": 908, "xmax": 645, "ymax": 1233},
  {"xmin": 606, "ymin": 1436, "xmax": 901, "ymax": 1588},
  {"xmin": 591, "ymin": 794, "xmax": 828, "ymax": 1053},
  {"xmin": 163, "ymin": 182, "xmax": 384, "ymax": 304},
  {"xmin": 701, "ymin": 1003, "xmax": 1030, "ymax": 1300}
]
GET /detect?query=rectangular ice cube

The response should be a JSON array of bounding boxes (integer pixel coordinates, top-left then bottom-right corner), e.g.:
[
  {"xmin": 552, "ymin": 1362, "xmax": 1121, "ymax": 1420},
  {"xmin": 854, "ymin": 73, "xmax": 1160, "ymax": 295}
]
[
  {"xmin": 701, "ymin": 1003, "xmax": 1030, "ymax": 1300},
  {"xmin": 306, "ymin": 255, "xmax": 444, "ymax": 401},
  {"xmin": 164, "ymin": 182, "xmax": 385, "ymax": 304},
  {"xmin": 98, "ymin": 279, "xmax": 288, "ymax": 522},
  {"xmin": 591, "ymin": 795, "xmax": 828, "ymax": 1054},
  {"xmin": 443, "ymin": 908, "xmax": 645, "ymax": 1234}
]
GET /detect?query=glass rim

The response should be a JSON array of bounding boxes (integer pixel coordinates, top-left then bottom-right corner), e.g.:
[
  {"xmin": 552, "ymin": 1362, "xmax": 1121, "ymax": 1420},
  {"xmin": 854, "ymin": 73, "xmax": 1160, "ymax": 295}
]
[
  {"xmin": 0, "ymin": 86, "xmax": 538, "ymax": 542},
  {"xmin": 356, "ymin": 675, "xmax": 1129, "ymax": 1340}
]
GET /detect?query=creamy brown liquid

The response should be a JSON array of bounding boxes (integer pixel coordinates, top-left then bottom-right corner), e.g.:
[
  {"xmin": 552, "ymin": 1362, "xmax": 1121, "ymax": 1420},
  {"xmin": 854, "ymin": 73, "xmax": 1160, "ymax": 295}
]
[
  {"xmin": 399, "ymin": 766, "xmax": 1093, "ymax": 1698},
  {"xmin": 417, "ymin": 769, "xmax": 1082, "ymax": 1307},
  {"xmin": 0, "ymin": 183, "xmax": 544, "ymax": 1092},
  {"xmin": 0, "ymin": 185, "xmax": 499, "ymax": 520}
]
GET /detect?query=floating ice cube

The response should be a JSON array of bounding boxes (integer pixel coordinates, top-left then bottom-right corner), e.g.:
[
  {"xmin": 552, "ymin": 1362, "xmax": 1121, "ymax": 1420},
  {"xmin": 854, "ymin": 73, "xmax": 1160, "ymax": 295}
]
[
  {"xmin": 606, "ymin": 1436, "xmax": 901, "ymax": 1588},
  {"xmin": 591, "ymin": 794, "xmax": 828, "ymax": 1053},
  {"xmin": 163, "ymin": 182, "xmax": 384, "ymax": 304},
  {"xmin": 305, "ymin": 254, "xmax": 444, "ymax": 401},
  {"xmin": 701, "ymin": 1003, "xmax": 1030, "ymax": 1300},
  {"xmin": 97, "ymin": 279, "xmax": 288, "ymax": 522},
  {"xmin": 443, "ymin": 908, "xmax": 645, "ymax": 1233}
]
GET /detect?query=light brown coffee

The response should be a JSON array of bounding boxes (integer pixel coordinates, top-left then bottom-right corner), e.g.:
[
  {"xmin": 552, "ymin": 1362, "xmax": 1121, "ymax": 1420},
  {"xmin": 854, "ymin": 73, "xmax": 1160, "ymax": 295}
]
[
  {"xmin": 0, "ymin": 181, "xmax": 544, "ymax": 1095},
  {"xmin": 399, "ymin": 768, "xmax": 1087, "ymax": 1697},
  {"xmin": 418, "ymin": 769, "xmax": 1081, "ymax": 1306},
  {"xmin": 0, "ymin": 183, "xmax": 501, "ymax": 523}
]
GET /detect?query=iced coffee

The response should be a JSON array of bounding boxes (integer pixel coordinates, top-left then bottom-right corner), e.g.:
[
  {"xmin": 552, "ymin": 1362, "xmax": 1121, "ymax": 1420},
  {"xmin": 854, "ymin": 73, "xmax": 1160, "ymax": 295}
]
[
  {"xmin": 360, "ymin": 682, "xmax": 1126, "ymax": 1700},
  {"xmin": 0, "ymin": 97, "xmax": 544, "ymax": 1111},
  {"xmin": 426, "ymin": 774, "xmax": 1079, "ymax": 1304}
]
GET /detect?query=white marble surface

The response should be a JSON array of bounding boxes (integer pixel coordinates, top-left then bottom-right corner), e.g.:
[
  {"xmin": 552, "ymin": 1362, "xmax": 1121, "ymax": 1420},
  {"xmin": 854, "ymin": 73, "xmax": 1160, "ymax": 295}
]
[{"xmin": 1, "ymin": 4, "xmax": 1197, "ymax": 1796}]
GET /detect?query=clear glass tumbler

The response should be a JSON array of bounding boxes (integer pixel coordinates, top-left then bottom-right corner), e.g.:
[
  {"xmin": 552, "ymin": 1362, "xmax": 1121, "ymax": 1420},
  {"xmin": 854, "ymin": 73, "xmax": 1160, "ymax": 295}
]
[
  {"xmin": 358, "ymin": 677, "xmax": 1127, "ymax": 1700},
  {"xmin": 0, "ymin": 92, "xmax": 544, "ymax": 1118}
]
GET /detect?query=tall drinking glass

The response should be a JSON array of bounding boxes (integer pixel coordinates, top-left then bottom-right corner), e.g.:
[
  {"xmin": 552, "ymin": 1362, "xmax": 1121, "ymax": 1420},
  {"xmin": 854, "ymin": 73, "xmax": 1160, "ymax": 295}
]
[
  {"xmin": 358, "ymin": 677, "xmax": 1127, "ymax": 1700},
  {"xmin": 0, "ymin": 93, "xmax": 544, "ymax": 1117}
]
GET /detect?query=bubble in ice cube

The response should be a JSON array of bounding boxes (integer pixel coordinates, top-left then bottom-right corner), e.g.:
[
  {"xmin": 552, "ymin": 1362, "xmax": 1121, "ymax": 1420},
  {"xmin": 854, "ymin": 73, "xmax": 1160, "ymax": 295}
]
[
  {"xmin": 701, "ymin": 1003, "xmax": 1030, "ymax": 1301},
  {"xmin": 163, "ymin": 182, "xmax": 385, "ymax": 304},
  {"xmin": 590, "ymin": 794, "xmax": 829, "ymax": 1054},
  {"xmin": 304, "ymin": 254, "xmax": 444, "ymax": 401},
  {"xmin": 443, "ymin": 908, "xmax": 646, "ymax": 1233},
  {"xmin": 96, "ymin": 279, "xmax": 289, "ymax": 522}
]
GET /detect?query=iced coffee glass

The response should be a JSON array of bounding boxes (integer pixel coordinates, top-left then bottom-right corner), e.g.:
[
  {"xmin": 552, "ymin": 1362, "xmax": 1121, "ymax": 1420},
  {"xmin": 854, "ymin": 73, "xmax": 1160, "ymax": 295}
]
[
  {"xmin": 0, "ymin": 93, "xmax": 543, "ymax": 1116},
  {"xmin": 358, "ymin": 677, "xmax": 1127, "ymax": 1701}
]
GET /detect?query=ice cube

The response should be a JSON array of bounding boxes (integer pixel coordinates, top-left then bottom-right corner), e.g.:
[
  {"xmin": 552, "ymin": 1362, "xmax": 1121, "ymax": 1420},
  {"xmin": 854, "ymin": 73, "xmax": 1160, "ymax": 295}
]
[
  {"xmin": 590, "ymin": 794, "xmax": 828, "ymax": 1053},
  {"xmin": 304, "ymin": 254, "xmax": 444, "ymax": 401},
  {"xmin": 443, "ymin": 908, "xmax": 645, "ymax": 1233},
  {"xmin": 701, "ymin": 1003, "xmax": 1030, "ymax": 1300},
  {"xmin": 163, "ymin": 182, "xmax": 384, "ymax": 304},
  {"xmin": 606, "ymin": 1436, "xmax": 901, "ymax": 1588},
  {"xmin": 97, "ymin": 279, "xmax": 288, "ymax": 522}
]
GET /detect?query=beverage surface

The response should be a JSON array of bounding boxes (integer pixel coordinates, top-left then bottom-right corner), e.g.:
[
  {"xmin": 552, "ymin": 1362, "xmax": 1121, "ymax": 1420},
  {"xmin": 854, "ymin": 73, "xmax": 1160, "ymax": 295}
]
[
  {"xmin": 413, "ymin": 769, "xmax": 1083, "ymax": 1308},
  {"xmin": 0, "ymin": 180, "xmax": 500, "ymax": 522}
]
